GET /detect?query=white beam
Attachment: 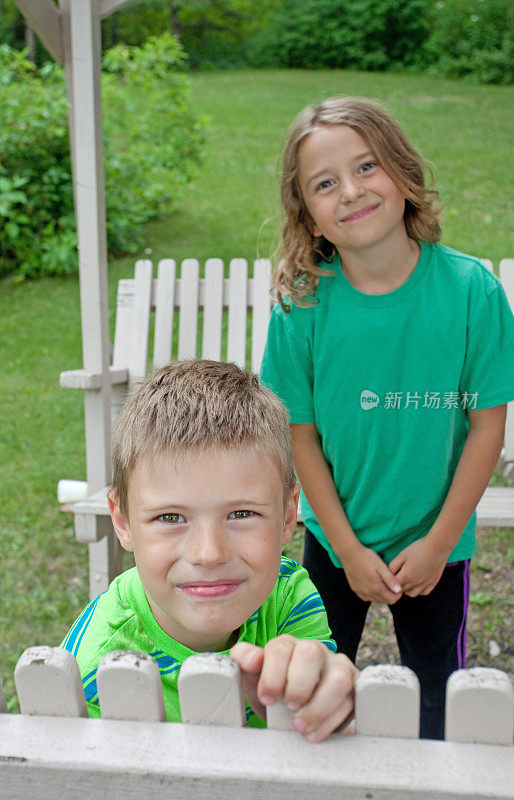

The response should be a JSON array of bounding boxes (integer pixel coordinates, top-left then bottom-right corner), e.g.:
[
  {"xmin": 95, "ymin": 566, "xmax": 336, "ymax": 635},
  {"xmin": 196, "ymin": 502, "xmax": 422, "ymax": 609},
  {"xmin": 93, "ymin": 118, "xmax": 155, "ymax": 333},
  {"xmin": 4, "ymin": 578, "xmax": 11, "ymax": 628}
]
[
  {"xmin": 60, "ymin": 0, "xmax": 118, "ymax": 597},
  {"xmin": 100, "ymin": 0, "xmax": 134, "ymax": 20},
  {"xmin": 13, "ymin": 0, "xmax": 64, "ymax": 64},
  {"xmin": 61, "ymin": 0, "xmax": 112, "ymax": 492}
]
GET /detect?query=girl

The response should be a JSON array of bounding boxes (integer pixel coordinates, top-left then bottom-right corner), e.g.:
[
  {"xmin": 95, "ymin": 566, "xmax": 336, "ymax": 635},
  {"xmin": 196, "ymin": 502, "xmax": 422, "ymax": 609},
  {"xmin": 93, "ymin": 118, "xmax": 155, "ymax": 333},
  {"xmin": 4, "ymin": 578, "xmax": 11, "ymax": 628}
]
[{"xmin": 260, "ymin": 97, "xmax": 514, "ymax": 740}]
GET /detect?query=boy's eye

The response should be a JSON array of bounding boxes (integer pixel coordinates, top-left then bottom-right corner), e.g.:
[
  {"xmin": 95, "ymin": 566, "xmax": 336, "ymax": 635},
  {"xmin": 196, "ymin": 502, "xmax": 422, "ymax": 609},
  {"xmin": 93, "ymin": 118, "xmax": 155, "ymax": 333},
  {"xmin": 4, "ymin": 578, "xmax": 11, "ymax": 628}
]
[
  {"xmin": 359, "ymin": 161, "xmax": 377, "ymax": 173},
  {"xmin": 228, "ymin": 510, "xmax": 255, "ymax": 519},
  {"xmin": 158, "ymin": 513, "xmax": 185, "ymax": 524}
]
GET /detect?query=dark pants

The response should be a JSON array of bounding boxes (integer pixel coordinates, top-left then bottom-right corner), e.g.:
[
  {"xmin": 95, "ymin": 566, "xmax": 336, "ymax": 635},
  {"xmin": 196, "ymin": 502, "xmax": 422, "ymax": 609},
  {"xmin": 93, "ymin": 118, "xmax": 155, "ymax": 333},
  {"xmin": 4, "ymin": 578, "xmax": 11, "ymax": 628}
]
[{"xmin": 303, "ymin": 528, "xmax": 470, "ymax": 740}]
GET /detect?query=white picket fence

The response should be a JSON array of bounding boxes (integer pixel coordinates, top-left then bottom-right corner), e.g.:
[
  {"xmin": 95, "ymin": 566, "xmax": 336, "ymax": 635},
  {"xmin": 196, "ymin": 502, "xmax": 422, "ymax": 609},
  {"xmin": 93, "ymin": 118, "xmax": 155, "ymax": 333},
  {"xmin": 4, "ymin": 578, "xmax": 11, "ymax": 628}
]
[{"xmin": 1, "ymin": 647, "xmax": 513, "ymax": 800}]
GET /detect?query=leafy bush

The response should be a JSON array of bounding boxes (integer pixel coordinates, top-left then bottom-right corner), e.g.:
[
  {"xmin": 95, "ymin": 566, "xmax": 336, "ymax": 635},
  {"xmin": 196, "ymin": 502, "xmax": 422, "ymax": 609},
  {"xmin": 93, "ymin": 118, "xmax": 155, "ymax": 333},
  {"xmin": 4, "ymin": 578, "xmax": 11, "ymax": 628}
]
[
  {"xmin": 250, "ymin": 0, "xmax": 431, "ymax": 71},
  {"xmin": 424, "ymin": 0, "xmax": 513, "ymax": 84},
  {"xmin": 0, "ymin": 34, "xmax": 205, "ymax": 279}
]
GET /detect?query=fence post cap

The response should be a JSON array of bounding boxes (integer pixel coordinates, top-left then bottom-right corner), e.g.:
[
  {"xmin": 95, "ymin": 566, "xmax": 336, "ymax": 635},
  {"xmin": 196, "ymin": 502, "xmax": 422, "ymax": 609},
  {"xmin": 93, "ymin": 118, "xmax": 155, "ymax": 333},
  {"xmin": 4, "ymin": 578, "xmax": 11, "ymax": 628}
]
[
  {"xmin": 178, "ymin": 652, "xmax": 246, "ymax": 727},
  {"xmin": 357, "ymin": 664, "xmax": 419, "ymax": 689},
  {"xmin": 14, "ymin": 646, "xmax": 87, "ymax": 717},
  {"xmin": 97, "ymin": 649, "xmax": 165, "ymax": 722}
]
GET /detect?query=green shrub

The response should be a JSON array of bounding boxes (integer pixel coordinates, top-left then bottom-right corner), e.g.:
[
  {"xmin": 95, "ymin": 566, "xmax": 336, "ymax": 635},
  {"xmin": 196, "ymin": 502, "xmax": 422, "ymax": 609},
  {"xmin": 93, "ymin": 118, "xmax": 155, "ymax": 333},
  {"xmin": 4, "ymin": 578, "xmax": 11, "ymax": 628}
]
[
  {"xmin": 424, "ymin": 0, "xmax": 513, "ymax": 84},
  {"xmin": 0, "ymin": 34, "xmax": 205, "ymax": 279},
  {"xmin": 250, "ymin": 0, "xmax": 431, "ymax": 71}
]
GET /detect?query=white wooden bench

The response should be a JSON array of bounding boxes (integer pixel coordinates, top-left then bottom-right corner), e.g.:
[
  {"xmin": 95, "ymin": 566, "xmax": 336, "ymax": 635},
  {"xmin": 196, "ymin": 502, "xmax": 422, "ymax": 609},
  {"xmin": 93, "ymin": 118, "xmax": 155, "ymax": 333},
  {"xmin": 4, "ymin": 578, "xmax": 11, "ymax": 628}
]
[
  {"xmin": 60, "ymin": 257, "xmax": 514, "ymax": 599},
  {"xmin": 1, "ymin": 646, "xmax": 512, "ymax": 799}
]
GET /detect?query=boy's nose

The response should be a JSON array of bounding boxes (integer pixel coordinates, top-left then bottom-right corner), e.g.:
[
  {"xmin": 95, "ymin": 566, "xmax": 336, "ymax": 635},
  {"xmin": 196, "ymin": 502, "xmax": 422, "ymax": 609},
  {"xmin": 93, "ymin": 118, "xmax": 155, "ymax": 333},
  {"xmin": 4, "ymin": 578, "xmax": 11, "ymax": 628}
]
[{"xmin": 188, "ymin": 524, "xmax": 231, "ymax": 566}]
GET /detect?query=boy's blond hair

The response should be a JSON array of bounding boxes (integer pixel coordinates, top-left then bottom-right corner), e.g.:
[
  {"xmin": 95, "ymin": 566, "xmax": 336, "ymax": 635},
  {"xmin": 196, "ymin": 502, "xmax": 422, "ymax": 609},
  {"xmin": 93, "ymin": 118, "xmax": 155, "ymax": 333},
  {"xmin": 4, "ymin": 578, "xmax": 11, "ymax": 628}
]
[
  {"xmin": 111, "ymin": 360, "xmax": 296, "ymax": 515},
  {"xmin": 276, "ymin": 96, "xmax": 442, "ymax": 309}
]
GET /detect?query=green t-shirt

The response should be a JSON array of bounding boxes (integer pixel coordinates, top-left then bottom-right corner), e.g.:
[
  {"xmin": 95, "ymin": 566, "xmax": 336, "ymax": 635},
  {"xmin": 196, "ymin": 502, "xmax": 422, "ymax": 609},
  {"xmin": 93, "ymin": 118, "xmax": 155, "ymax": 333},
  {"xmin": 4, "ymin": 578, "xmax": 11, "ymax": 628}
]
[
  {"xmin": 261, "ymin": 243, "xmax": 514, "ymax": 566},
  {"xmin": 61, "ymin": 558, "xmax": 335, "ymax": 725}
]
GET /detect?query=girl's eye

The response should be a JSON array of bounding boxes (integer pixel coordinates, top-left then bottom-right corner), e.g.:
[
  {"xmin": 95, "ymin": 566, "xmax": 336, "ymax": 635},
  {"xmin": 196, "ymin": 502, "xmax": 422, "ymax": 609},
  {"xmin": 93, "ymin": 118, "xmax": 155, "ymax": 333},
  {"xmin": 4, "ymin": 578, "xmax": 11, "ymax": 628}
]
[
  {"xmin": 228, "ymin": 510, "xmax": 255, "ymax": 519},
  {"xmin": 158, "ymin": 513, "xmax": 185, "ymax": 524},
  {"xmin": 316, "ymin": 178, "xmax": 335, "ymax": 191},
  {"xmin": 359, "ymin": 161, "xmax": 377, "ymax": 173}
]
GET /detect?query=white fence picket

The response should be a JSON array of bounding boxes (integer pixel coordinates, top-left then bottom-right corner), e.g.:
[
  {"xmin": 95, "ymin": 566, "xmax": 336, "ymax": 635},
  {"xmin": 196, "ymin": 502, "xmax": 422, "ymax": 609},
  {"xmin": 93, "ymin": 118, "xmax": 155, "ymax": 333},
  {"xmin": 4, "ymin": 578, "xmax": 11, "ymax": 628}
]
[
  {"xmin": 202, "ymin": 258, "xmax": 224, "ymax": 360},
  {"xmin": 129, "ymin": 259, "xmax": 153, "ymax": 383},
  {"xmin": 153, "ymin": 259, "xmax": 176, "ymax": 368},
  {"xmin": 14, "ymin": 646, "xmax": 87, "ymax": 717},
  {"xmin": 178, "ymin": 259, "xmax": 200, "ymax": 359},
  {"xmin": 355, "ymin": 664, "xmax": 420, "ymax": 739},
  {"xmin": 97, "ymin": 650, "xmax": 165, "ymax": 722},
  {"xmin": 266, "ymin": 699, "xmax": 295, "ymax": 731},
  {"xmin": 445, "ymin": 667, "xmax": 514, "ymax": 746},
  {"xmin": 227, "ymin": 258, "xmax": 248, "ymax": 367},
  {"xmin": 251, "ymin": 258, "xmax": 272, "ymax": 373},
  {"xmin": 177, "ymin": 653, "xmax": 246, "ymax": 727}
]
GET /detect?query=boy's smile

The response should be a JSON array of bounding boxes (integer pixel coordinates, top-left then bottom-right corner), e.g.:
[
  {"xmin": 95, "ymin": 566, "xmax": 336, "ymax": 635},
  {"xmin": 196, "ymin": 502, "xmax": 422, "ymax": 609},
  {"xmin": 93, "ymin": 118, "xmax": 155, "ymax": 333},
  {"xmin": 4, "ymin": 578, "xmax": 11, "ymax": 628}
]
[{"xmin": 109, "ymin": 447, "xmax": 299, "ymax": 652}]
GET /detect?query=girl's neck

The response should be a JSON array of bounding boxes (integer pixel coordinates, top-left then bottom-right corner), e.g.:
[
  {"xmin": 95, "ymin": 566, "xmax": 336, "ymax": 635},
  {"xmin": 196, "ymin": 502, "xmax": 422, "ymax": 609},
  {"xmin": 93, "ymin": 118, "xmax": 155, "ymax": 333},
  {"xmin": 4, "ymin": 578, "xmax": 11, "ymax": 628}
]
[{"xmin": 337, "ymin": 230, "xmax": 421, "ymax": 296}]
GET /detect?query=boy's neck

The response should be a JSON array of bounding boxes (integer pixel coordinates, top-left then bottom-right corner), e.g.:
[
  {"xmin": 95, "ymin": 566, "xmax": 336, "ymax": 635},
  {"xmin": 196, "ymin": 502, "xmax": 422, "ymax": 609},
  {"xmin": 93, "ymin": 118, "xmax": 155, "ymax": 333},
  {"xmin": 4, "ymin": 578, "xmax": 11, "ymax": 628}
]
[
  {"xmin": 147, "ymin": 591, "xmax": 240, "ymax": 652},
  {"xmin": 337, "ymin": 229, "xmax": 421, "ymax": 295}
]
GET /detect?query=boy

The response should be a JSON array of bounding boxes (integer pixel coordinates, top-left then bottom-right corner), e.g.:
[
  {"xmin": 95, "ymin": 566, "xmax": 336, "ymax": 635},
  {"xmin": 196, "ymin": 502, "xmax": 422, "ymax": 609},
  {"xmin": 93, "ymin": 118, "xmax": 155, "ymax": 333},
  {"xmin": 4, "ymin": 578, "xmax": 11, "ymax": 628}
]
[{"xmin": 62, "ymin": 360, "xmax": 357, "ymax": 742}]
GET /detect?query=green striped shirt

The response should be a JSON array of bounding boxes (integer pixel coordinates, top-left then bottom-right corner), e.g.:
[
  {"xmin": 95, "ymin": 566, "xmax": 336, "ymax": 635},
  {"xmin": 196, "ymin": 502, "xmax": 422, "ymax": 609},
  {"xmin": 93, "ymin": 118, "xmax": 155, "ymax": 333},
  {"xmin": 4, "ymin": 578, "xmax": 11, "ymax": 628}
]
[{"xmin": 61, "ymin": 557, "xmax": 335, "ymax": 726}]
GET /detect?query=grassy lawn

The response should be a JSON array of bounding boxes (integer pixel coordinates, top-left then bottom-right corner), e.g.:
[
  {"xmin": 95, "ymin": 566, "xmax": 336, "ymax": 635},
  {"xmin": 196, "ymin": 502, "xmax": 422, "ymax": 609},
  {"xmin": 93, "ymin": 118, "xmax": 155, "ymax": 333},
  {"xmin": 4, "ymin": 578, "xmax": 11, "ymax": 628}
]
[{"xmin": 0, "ymin": 69, "xmax": 513, "ymax": 710}]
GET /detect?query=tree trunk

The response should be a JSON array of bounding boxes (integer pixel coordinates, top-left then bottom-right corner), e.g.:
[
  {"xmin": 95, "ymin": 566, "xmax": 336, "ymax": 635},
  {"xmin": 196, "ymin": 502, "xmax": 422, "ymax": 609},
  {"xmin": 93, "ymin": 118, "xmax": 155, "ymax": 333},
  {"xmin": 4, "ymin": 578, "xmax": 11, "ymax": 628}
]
[
  {"xmin": 170, "ymin": 2, "xmax": 181, "ymax": 39},
  {"xmin": 25, "ymin": 23, "xmax": 36, "ymax": 64}
]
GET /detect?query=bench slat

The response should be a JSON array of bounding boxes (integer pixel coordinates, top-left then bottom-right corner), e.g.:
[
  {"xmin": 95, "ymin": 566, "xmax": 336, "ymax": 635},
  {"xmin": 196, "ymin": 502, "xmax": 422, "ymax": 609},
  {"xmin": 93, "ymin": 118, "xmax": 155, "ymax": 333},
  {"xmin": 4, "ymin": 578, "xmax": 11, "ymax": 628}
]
[
  {"xmin": 153, "ymin": 259, "xmax": 176, "ymax": 368},
  {"xmin": 251, "ymin": 258, "xmax": 272, "ymax": 373},
  {"xmin": 202, "ymin": 258, "xmax": 224, "ymax": 361},
  {"xmin": 129, "ymin": 260, "xmax": 153, "ymax": 383},
  {"xmin": 178, "ymin": 259, "xmax": 200, "ymax": 359},
  {"xmin": 227, "ymin": 258, "xmax": 248, "ymax": 367}
]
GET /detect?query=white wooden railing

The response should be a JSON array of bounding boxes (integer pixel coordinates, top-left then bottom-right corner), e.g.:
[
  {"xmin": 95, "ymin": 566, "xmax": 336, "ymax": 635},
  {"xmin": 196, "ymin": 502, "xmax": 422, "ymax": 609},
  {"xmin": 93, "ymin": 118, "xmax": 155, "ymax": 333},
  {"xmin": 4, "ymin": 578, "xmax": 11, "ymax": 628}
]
[{"xmin": 1, "ymin": 647, "xmax": 513, "ymax": 799}]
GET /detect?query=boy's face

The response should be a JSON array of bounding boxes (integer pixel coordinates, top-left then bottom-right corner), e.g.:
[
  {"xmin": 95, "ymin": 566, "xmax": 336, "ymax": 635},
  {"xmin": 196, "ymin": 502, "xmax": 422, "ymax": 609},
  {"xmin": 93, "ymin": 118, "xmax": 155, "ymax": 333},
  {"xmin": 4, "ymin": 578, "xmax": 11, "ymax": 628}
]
[{"xmin": 109, "ymin": 446, "xmax": 299, "ymax": 652}]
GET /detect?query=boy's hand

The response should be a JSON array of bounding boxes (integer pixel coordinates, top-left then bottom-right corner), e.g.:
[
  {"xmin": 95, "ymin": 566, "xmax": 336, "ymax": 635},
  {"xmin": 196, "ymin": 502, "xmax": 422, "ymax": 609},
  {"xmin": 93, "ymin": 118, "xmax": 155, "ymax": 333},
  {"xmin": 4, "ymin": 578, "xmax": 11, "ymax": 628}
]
[
  {"xmin": 389, "ymin": 537, "xmax": 449, "ymax": 597},
  {"xmin": 341, "ymin": 545, "xmax": 403, "ymax": 604},
  {"xmin": 230, "ymin": 636, "xmax": 358, "ymax": 742}
]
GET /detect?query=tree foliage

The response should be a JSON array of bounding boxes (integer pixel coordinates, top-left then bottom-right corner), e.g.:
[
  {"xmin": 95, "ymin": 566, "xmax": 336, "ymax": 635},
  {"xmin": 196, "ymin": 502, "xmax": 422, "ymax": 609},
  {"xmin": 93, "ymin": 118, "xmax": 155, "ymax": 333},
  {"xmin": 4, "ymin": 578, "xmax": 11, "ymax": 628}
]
[
  {"xmin": 1, "ymin": 0, "xmax": 511, "ymax": 82},
  {"xmin": 425, "ymin": 0, "xmax": 513, "ymax": 84},
  {"xmin": 101, "ymin": 0, "xmax": 281, "ymax": 68},
  {"xmin": 0, "ymin": 35, "xmax": 205, "ymax": 279},
  {"xmin": 249, "ymin": 0, "xmax": 432, "ymax": 70}
]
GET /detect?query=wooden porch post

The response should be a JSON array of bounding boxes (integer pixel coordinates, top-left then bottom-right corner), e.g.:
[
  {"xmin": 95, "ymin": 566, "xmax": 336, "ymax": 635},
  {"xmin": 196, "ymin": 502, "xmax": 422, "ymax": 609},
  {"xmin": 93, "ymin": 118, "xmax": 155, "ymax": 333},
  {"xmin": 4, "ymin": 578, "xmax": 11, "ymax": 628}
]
[{"xmin": 60, "ymin": 0, "xmax": 122, "ymax": 595}]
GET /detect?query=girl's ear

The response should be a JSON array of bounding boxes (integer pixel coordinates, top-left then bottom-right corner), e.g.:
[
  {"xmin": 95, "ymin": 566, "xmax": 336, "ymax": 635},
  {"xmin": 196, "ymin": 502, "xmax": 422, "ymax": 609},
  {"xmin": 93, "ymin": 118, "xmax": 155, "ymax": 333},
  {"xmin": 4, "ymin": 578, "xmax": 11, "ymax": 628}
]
[
  {"xmin": 305, "ymin": 212, "xmax": 322, "ymax": 239},
  {"xmin": 281, "ymin": 483, "xmax": 301, "ymax": 547},
  {"xmin": 107, "ymin": 489, "xmax": 134, "ymax": 552}
]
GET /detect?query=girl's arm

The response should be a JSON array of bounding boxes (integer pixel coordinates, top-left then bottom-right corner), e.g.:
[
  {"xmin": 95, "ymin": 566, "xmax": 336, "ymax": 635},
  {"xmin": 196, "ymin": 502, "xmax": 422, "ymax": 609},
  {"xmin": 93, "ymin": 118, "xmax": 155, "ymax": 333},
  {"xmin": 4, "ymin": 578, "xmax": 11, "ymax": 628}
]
[
  {"xmin": 389, "ymin": 404, "xmax": 507, "ymax": 596},
  {"xmin": 291, "ymin": 423, "xmax": 402, "ymax": 604}
]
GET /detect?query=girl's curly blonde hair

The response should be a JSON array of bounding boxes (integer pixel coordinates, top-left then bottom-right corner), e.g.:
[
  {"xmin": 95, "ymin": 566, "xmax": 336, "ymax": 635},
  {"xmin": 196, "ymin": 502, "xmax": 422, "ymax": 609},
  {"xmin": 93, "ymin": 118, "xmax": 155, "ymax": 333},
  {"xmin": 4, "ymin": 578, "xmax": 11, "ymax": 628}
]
[{"xmin": 276, "ymin": 97, "xmax": 441, "ymax": 309}]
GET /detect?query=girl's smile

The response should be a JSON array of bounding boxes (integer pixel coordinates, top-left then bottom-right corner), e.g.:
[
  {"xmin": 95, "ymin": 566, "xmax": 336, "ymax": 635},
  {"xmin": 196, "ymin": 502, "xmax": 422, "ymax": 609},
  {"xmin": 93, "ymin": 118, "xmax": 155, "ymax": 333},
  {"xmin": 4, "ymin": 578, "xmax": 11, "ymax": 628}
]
[{"xmin": 340, "ymin": 203, "xmax": 380, "ymax": 223}]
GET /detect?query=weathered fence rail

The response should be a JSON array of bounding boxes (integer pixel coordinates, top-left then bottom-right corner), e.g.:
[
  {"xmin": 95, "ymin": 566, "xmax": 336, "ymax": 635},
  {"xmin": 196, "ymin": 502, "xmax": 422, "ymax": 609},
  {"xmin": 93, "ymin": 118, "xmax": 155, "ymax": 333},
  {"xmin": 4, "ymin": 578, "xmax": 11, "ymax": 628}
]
[{"xmin": 1, "ymin": 647, "xmax": 513, "ymax": 799}]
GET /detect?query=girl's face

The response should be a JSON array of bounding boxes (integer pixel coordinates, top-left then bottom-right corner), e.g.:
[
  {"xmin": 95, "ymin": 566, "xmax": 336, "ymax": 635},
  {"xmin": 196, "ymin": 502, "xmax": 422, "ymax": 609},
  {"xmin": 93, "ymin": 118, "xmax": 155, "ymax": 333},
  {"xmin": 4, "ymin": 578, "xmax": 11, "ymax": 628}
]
[{"xmin": 297, "ymin": 125, "xmax": 407, "ymax": 257}]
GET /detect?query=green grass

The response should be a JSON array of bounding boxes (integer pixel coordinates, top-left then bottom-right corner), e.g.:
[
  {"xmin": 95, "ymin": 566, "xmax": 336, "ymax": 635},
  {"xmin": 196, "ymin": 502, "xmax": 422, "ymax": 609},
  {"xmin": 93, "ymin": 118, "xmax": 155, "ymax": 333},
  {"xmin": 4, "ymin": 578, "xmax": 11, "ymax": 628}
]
[{"xmin": 0, "ymin": 69, "xmax": 513, "ymax": 710}]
